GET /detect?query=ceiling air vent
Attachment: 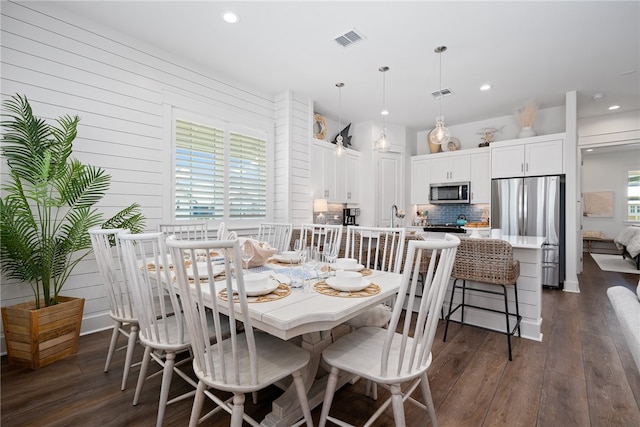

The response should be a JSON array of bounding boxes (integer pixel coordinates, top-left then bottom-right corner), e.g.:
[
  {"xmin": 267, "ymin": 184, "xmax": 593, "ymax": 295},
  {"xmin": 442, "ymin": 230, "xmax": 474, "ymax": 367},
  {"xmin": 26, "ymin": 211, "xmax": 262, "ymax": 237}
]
[
  {"xmin": 334, "ymin": 28, "xmax": 366, "ymax": 48},
  {"xmin": 431, "ymin": 88, "xmax": 454, "ymax": 99}
]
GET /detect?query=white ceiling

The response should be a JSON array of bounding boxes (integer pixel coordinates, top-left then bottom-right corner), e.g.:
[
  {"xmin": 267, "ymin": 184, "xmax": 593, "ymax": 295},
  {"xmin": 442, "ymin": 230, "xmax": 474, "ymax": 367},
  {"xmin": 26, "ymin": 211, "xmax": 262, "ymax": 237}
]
[{"xmin": 55, "ymin": 1, "xmax": 640, "ymax": 131}]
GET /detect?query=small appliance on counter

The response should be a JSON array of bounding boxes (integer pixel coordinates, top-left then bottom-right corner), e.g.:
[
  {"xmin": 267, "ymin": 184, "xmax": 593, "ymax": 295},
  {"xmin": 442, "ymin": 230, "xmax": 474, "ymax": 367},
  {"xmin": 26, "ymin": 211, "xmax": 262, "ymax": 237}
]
[{"xmin": 343, "ymin": 208, "xmax": 359, "ymax": 226}]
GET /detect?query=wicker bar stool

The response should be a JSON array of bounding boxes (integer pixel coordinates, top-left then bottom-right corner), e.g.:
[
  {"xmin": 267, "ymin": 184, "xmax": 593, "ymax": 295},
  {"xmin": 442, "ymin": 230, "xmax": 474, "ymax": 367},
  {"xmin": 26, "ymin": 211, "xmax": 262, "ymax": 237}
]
[{"xmin": 443, "ymin": 238, "xmax": 521, "ymax": 360}]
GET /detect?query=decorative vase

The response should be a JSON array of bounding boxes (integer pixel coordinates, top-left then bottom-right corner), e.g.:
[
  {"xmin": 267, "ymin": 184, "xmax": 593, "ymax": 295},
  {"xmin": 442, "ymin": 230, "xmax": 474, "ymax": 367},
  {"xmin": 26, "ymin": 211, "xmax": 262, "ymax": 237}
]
[
  {"xmin": 428, "ymin": 138, "xmax": 441, "ymax": 153},
  {"xmin": 1, "ymin": 296, "xmax": 85, "ymax": 369},
  {"xmin": 518, "ymin": 126, "xmax": 536, "ymax": 138}
]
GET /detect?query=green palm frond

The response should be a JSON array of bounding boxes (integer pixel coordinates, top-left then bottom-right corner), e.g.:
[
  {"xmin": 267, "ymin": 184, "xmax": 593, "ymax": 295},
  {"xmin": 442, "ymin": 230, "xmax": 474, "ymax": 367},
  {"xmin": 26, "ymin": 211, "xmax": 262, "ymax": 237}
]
[{"xmin": 1, "ymin": 94, "xmax": 146, "ymax": 307}]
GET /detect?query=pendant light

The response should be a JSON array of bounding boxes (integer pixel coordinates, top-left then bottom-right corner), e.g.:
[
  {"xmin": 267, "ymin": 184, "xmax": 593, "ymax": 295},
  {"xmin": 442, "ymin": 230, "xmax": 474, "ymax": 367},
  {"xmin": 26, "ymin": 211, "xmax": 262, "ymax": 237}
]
[
  {"xmin": 429, "ymin": 45, "xmax": 451, "ymax": 146},
  {"xmin": 375, "ymin": 66, "xmax": 391, "ymax": 152},
  {"xmin": 335, "ymin": 82, "xmax": 345, "ymax": 158}
]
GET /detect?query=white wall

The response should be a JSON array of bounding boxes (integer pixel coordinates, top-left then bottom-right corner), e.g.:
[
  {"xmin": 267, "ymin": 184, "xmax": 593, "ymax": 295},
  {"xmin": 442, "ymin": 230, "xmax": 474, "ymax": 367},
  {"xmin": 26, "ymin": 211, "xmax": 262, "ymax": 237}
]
[
  {"xmin": 0, "ymin": 2, "xmax": 281, "ymax": 344},
  {"xmin": 415, "ymin": 105, "xmax": 566, "ymax": 155},
  {"xmin": 578, "ymin": 109, "xmax": 640, "ymax": 240},
  {"xmin": 582, "ymin": 148, "xmax": 640, "ymax": 238}
]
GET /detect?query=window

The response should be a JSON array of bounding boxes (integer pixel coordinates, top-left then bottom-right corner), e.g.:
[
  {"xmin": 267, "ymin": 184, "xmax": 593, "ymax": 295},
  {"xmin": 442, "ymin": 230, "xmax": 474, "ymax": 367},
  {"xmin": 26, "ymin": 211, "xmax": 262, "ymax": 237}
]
[
  {"xmin": 628, "ymin": 169, "xmax": 640, "ymax": 222},
  {"xmin": 174, "ymin": 119, "xmax": 267, "ymax": 221}
]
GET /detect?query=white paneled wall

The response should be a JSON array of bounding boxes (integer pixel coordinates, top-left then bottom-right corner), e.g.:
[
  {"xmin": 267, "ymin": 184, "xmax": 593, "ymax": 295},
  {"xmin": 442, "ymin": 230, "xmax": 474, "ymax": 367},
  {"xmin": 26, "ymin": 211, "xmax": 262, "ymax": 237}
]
[
  {"xmin": 274, "ymin": 91, "xmax": 313, "ymax": 225},
  {"xmin": 0, "ymin": 2, "xmax": 282, "ymax": 343}
]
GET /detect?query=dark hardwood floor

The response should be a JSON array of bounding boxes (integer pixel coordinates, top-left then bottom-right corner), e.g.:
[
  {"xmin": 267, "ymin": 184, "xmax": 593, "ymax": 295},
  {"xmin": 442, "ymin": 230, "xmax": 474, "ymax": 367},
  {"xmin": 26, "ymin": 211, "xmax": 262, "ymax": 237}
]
[{"xmin": 2, "ymin": 253, "xmax": 639, "ymax": 426}]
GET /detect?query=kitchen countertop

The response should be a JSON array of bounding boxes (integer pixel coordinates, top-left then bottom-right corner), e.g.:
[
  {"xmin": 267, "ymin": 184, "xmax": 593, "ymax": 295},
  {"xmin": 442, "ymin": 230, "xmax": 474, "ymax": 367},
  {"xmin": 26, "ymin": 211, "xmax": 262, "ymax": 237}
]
[{"xmin": 500, "ymin": 235, "xmax": 546, "ymax": 249}]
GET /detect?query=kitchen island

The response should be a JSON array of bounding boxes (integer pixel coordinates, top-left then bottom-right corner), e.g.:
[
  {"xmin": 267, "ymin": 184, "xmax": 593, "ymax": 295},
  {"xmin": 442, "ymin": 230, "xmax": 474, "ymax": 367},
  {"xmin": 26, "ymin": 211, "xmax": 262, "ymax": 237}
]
[{"xmin": 442, "ymin": 235, "xmax": 546, "ymax": 342}]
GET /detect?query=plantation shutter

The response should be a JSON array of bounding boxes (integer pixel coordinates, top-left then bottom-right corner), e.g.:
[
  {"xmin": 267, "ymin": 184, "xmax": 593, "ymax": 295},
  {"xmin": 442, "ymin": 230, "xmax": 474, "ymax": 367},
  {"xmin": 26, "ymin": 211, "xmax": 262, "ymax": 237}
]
[
  {"xmin": 228, "ymin": 131, "xmax": 267, "ymax": 218},
  {"xmin": 174, "ymin": 120, "xmax": 224, "ymax": 220}
]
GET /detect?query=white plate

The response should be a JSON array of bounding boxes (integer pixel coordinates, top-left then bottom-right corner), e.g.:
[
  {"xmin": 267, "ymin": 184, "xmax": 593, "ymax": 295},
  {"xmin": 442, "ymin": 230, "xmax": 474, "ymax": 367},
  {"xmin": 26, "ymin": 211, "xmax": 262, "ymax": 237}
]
[
  {"xmin": 236, "ymin": 277, "xmax": 279, "ymax": 296},
  {"xmin": 271, "ymin": 254, "xmax": 301, "ymax": 263},
  {"xmin": 326, "ymin": 276, "xmax": 370, "ymax": 292},
  {"xmin": 332, "ymin": 263, "xmax": 364, "ymax": 272},
  {"xmin": 187, "ymin": 263, "xmax": 224, "ymax": 279}
]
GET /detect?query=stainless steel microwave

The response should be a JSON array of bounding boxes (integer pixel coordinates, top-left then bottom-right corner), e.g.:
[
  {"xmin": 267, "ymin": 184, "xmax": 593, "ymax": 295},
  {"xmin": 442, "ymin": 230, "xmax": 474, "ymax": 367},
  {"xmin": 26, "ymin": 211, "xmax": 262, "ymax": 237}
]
[{"xmin": 429, "ymin": 182, "xmax": 470, "ymax": 204}]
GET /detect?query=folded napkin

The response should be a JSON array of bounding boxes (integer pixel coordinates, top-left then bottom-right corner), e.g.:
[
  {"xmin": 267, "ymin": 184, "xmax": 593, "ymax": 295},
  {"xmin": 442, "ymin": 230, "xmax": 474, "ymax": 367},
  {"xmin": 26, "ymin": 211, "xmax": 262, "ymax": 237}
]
[{"xmin": 241, "ymin": 238, "xmax": 277, "ymax": 268}]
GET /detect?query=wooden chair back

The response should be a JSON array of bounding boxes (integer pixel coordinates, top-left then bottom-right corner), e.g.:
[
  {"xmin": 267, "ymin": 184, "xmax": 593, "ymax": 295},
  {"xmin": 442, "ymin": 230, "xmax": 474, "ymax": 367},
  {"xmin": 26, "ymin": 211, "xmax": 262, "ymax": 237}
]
[
  {"xmin": 89, "ymin": 228, "xmax": 135, "ymax": 322},
  {"xmin": 299, "ymin": 223, "xmax": 343, "ymax": 253},
  {"xmin": 119, "ymin": 231, "xmax": 187, "ymax": 351},
  {"xmin": 382, "ymin": 234, "xmax": 460, "ymax": 377},
  {"xmin": 158, "ymin": 221, "xmax": 208, "ymax": 240},
  {"xmin": 167, "ymin": 237, "xmax": 260, "ymax": 387},
  {"xmin": 257, "ymin": 222, "xmax": 293, "ymax": 252},
  {"xmin": 345, "ymin": 226, "xmax": 406, "ymax": 273}
]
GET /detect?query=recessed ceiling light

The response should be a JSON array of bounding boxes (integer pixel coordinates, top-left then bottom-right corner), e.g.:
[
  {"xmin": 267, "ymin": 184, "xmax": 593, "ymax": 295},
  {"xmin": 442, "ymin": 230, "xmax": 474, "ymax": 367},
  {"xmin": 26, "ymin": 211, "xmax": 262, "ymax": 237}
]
[
  {"xmin": 381, "ymin": 109, "xmax": 389, "ymax": 116},
  {"xmin": 608, "ymin": 105, "xmax": 621, "ymax": 110},
  {"xmin": 221, "ymin": 11, "xmax": 239, "ymax": 23},
  {"xmin": 592, "ymin": 92, "xmax": 605, "ymax": 100},
  {"xmin": 586, "ymin": 148, "xmax": 594, "ymax": 152},
  {"xmin": 480, "ymin": 84, "xmax": 492, "ymax": 91}
]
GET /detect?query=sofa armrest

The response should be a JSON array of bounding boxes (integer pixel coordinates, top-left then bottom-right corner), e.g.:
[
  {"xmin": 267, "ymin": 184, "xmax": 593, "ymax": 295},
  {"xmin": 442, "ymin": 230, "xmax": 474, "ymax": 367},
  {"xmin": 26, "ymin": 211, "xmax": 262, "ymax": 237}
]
[{"xmin": 607, "ymin": 286, "xmax": 640, "ymax": 373}]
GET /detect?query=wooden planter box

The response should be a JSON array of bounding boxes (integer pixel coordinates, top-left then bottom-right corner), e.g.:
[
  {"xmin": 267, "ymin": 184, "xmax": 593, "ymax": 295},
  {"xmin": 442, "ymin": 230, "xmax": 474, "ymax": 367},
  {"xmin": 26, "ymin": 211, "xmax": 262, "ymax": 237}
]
[{"xmin": 1, "ymin": 296, "xmax": 84, "ymax": 369}]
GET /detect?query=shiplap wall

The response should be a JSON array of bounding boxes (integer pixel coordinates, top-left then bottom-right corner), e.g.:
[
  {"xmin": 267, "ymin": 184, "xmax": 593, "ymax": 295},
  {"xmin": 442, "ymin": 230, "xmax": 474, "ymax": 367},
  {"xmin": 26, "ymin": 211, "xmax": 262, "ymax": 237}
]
[{"xmin": 0, "ymin": 2, "xmax": 303, "ymax": 344}]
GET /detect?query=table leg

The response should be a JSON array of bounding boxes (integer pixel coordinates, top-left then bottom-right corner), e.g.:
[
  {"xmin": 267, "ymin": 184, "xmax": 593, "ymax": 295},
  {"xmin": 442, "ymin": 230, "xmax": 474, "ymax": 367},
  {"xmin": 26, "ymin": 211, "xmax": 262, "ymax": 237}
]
[{"xmin": 260, "ymin": 330, "xmax": 352, "ymax": 427}]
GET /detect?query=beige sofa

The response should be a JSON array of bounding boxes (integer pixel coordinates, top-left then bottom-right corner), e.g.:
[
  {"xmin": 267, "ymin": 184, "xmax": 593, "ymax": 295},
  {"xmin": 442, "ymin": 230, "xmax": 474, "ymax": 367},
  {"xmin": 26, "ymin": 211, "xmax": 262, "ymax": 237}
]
[{"xmin": 607, "ymin": 281, "xmax": 640, "ymax": 373}]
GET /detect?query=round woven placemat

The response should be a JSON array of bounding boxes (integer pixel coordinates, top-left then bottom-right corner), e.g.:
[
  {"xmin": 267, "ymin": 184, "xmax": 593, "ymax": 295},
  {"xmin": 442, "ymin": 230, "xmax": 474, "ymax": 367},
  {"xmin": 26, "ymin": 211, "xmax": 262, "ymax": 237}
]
[
  {"xmin": 313, "ymin": 281, "xmax": 381, "ymax": 298},
  {"xmin": 217, "ymin": 283, "xmax": 291, "ymax": 303}
]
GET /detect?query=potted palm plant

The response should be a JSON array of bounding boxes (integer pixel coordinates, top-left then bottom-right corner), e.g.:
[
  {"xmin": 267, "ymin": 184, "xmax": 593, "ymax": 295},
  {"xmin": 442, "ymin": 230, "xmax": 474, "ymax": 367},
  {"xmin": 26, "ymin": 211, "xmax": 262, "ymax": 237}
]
[{"xmin": 0, "ymin": 94, "xmax": 145, "ymax": 369}]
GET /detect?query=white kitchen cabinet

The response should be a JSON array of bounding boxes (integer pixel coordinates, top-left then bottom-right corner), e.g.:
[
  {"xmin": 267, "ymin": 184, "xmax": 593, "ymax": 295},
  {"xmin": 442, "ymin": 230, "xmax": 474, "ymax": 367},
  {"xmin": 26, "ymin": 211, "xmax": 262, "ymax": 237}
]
[
  {"xmin": 491, "ymin": 134, "xmax": 564, "ymax": 178},
  {"xmin": 310, "ymin": 139, "xmax": 359, "ymax": 203},
  {"xmin": 411, "ymin": 156, "xmax": 431, "ymax": 204},
  {"xmin": 430, "ymin": 153, "xmax": 470, "ymax": 183},
  {"xmin": 335, "ymin": 150, "xmax": 360, "ymax": 203},
  {"xmin": 470, "ymin": 151, "xmax": 490, "ymax": 204},
  {"xmin": 310, "ymin": 141, "xmax": 335, "ymax": 200}
]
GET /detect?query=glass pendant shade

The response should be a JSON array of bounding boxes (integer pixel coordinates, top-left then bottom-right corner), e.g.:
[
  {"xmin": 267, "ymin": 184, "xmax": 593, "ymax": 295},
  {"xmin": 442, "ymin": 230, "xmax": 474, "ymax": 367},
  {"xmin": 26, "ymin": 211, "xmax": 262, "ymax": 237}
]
[
  {"xmin": 335, "ymin": 135, "xmax": 345, "ymax": 157},
  {"xmin": 375, "ymin": 66, "xmax": 391, "ymax": 152},
  {"xmin": 429, "ymin": 115, "xmax": 451, "ymax": 145},
  {"xmin": 335, "ymin": 82, "xmax": 345, "ymax": 158},
  {"xmin": 429, "ymin": 46, "xmax": 450, "ymax": 147},
  {"xmin": 375, "ymin": 130, "xmax": 390, "ymax": 152}
]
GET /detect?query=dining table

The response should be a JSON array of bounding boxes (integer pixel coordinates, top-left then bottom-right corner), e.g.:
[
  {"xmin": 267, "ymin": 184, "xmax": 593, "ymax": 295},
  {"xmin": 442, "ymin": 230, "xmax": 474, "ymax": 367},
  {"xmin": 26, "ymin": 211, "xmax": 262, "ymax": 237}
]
[{"xmin": 171, "ymin": 255, "xmax": 403, "ymax": 427}]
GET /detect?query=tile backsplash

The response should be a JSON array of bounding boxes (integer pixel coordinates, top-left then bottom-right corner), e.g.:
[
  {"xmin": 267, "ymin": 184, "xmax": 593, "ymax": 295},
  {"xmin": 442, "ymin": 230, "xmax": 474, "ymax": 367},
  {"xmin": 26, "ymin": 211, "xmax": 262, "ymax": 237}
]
[{"xmin": 413, "ymin": 203, "xmax": 490, "ymax": 226}]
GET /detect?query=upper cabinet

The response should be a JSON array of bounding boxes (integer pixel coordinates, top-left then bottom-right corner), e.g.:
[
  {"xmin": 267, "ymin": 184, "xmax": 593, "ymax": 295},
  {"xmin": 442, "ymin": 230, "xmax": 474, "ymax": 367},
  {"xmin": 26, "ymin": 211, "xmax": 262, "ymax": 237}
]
[
  {"xmin": 411, "ymin": 156, "xmax": 431, "ymax": 204},
  {"xmin": 430, "ymin": 154, "xmax": 471, "ymax": 183},
  {"xmin": 310, "ymin": 139, "xmax": 360, "ymax": 203},
  {"xmin": 411, "ymin": 148, "xmax": 490, "ymax": 205},
  {"xmin": 470, "ymin": 151, "xmax": 490, "ymax": 204},
  {"xmin": 490, "ymin": 133, "xmax": 565, "ymax": 178}
]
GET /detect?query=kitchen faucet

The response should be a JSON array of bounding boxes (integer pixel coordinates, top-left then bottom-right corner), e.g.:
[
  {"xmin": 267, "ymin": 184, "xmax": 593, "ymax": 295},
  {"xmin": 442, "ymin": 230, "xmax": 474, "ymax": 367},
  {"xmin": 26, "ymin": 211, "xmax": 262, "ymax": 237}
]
[{"xmin": 391, "ymin": 204, "xmax": 398, "ymax": 228}]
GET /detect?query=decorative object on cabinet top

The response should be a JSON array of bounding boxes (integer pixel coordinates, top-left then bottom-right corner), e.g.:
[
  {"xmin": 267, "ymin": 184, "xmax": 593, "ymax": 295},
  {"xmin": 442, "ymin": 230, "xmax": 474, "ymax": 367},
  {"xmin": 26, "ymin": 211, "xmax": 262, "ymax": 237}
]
[
  {"xmin": 332, "ymin": 123, "xmax": 352, "ymax": 147},
  {"xmin": 313, "ymin": 113, "xmax": 327, "ymax": 140},
  {"xmin": 515, "ymin": 100, "xmax": 538, "ymax": 138},
  {"xmin": 443, "ymin": 136, "xmax": 461, "ymax": 151},
  {"xmin": 477, "ymin": 126, "xmax": 503, "ymax": 147}
]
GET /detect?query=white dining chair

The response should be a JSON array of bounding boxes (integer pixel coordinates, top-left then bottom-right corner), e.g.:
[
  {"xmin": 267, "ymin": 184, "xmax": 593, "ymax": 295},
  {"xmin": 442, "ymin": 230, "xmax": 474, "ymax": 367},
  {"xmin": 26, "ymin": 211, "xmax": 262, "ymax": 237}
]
[
  {"xmin": 89, "ymin": 227, "xmax": 139, "ymax": 391},
  {"xmin": 118, "ymin": 231, "xmax": 219, "ymax": 427},
  {"xmin": 215, "ymin": 222, "xmax": 227, "ymax": 240},
  {"xmin": 344, "ymin": 226, "xmax": 406, "ymax": 273},
  {"xmin": 318, "ymin": 234, "xmax": 461, "ymax": 427},
  {"xmin": 167, "ymin": 237, "xmax": 314, "ymax": 427},
  {"xmin": 157, "ymin": 221, "xmax": 208, "ymax": 240},
  {"xmin": 343, "ymin": 226, "xmax": 406, "ymax": 329},
  {"xmin": 257, "ymin": 222, "xmax": 293, "ymax": 252},
  {"xmin": 299, "ymin": 223, "xmax": 343, "ymax": 253}
]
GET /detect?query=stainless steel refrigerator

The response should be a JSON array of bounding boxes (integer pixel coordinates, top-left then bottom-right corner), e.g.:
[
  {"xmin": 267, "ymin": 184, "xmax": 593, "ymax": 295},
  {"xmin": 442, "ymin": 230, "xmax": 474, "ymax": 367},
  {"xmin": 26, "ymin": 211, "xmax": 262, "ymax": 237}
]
[{"xmin": 491, "ymin": 175, "xmax": 565, "ymax": 289}]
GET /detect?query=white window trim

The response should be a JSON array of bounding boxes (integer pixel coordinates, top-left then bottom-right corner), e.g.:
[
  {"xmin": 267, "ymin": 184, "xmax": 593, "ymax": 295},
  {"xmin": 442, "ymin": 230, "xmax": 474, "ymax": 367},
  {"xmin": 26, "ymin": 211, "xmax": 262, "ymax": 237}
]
[{"xmin": 162, "ymin": 94, "xmax": 274, "ymax": 232}]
